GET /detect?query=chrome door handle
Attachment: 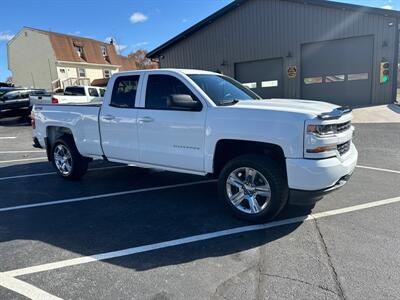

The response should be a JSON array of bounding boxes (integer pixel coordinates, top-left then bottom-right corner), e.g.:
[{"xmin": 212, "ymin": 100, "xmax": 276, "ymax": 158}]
[
  {"xmin": 102, "ymin": 114, "xmax": 116, "ymax": 121},
  {"xmin": 138, "ymin": 116, "xmax": 154, "ymax": 123}
]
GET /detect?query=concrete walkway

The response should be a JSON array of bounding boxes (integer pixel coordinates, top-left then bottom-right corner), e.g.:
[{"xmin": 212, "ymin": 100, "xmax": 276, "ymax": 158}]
[{"xmin": 352, "ymin": 104, "xmax": 400, "ymax": 123}]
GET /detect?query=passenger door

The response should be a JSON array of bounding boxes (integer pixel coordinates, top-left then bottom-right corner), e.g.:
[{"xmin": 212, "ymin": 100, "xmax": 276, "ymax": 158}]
[
  {"xmin": 137, "ymin": 74, "xmax": 206, "ymax": 172},
  {"xmin": 99, "ymin": 75, "xmax": 141, "ymax": 162}
]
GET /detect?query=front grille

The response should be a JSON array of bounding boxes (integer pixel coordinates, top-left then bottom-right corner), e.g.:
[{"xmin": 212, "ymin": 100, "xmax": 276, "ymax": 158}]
[
  {"xmin": 337, "ymin": 141, "xmax": 351, "ymax": 156},
  {"xmin": 337, "ymin": 121, "xmax": 351, "ymax": 133}
]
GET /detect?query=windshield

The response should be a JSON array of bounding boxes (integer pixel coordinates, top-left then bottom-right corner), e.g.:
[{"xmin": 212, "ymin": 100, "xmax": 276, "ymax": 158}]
[{"xmin": 188, "ymin": 74, "xmax": 260, "ymax": 105}]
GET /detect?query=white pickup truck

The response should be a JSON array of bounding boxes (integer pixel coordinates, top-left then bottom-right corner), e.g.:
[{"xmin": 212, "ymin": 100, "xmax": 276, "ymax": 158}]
[
  {"xmin": 32, "ymin": 69, "xmax": 357, "ymax": 222},
  {"xmin": 29, "ymin": 85, "xmax": 105, "ymax": 106}
]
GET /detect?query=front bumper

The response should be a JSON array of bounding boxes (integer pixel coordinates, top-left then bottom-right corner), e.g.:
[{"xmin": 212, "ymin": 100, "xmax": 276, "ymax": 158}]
[
  {"xmin": 286, "ymin": 143, "xmax": 358, "ymax": 205},
  {"xmin": 289, "ymin": 172, "xmax": 353, "ymax": 205}
]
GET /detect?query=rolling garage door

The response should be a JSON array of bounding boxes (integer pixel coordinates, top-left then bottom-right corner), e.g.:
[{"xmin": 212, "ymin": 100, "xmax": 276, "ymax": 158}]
[
  {"xmin": 235, "ymin": 58, "xmax": 284, "ymax": 99},
  {"xmin": 301, "ymin": 36, "xmax": 373, "ymax": 106}
]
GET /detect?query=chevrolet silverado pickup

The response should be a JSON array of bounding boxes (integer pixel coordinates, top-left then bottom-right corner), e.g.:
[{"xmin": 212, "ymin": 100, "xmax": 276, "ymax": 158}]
[{"xmin": 32, "ymin": 69, "xmax": 357, "ymax": 222}]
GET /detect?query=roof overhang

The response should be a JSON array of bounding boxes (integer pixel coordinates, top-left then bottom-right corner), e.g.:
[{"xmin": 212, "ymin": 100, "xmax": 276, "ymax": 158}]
[
  {"xmin": 56, "ymin": 60, "xmax": 120, "ymax": 68},
  {"xmin": 147, "ymin": 0, "xmax": 400, "ymax": 59}
]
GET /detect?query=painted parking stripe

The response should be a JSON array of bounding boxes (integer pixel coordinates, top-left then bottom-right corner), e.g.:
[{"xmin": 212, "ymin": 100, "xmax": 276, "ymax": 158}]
[
  {"xmin": 356, "ymin": 165, "xmax": 400, "ymax": 174},
  {"xmin": 0, "ymin": 165, "xmax": 126, "ymax": 181},
  {"xmin": 0, "ymin": 157, "xmax": 47, "ymax": 164},
  {"xmin": 0, "ymin": 180, "xmax": 217, "ymax": 212},
  {"xmin": 0, "ymin": 273, "xmax": 61, "ymax": 300},
  {"xmin": 0, "ymin": 137, "xmax": 17, "ymax": 140},
  {"xmin": 4, "ymin": 195, "xmax": 400, "ymax": 278},
  {"xmin": 0, "ymin": 150, "xmax": 45, "ymax": 154}
]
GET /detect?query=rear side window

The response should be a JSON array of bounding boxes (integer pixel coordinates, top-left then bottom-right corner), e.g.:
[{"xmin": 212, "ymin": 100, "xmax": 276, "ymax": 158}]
[
  {"xmin": 65, "ymin": 87, "xmax": 85, "ymax": 96},
  {"xmin": 145, "ymin": 75, "xmax": 197, "ymax": 110},
  {"xmin": 99, "ymin": 88, "xmax": 106, "ymax": 97},
  {"xmin": 110, "ymin": 75, "xmax": 140, "ymax": 108},
  {"xmin": 88, "ymin": 88, "xmax": 99, "ymax": 97}
]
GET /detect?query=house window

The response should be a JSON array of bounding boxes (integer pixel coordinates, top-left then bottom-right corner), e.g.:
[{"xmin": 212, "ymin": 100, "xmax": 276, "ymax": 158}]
[
  {"xmin": 104, "ymin": 69, "xmax": 111, "ymax": 78},
  {"xmin": 101, "ymin": 46, "xmax": 108, "ymax": 57},
  {"xmin": 59, "ymin": 68, "xmax": 65, "ymax": 74},
  {"xmin": 74, "ymin": 44, "xmax": 85, "ymax": 60},
  {"xmin": 78, "ymin": 68, "xmax": 86, "ymax": 78}
]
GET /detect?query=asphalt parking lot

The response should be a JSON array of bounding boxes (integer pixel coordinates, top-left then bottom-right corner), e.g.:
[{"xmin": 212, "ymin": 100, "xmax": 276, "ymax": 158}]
[{"xmin": 0, "ymin": 114, "xmax": 399, "ymax": 300}]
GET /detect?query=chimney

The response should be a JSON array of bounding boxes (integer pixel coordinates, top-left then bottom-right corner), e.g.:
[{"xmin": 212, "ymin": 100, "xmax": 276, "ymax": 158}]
[{"xmin": 109, "ymin": 38, "xmax": 114, "ymax": 45}]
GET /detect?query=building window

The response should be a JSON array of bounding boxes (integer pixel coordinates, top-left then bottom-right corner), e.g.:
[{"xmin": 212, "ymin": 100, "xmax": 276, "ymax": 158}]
[
  {"xmin": 59, "ymin": 68, "xmax": 66, "ymax": 74},
  {"xmin": 104, "ymin": 69, "xmax": 111, "ymax": 78},
  {"xmin": 261, "ymin": 80, "xmax": 278, "ymax": 88},
  {"xmin": 78, "ymin": 68, "xmax": 86, "ymax": 78},
  {"xmin": 242, "ymin": 82, "xmax": 257, "ymax": 89},
  {"xmin": 304, "ymin": 77, "xmax": 323, "ymax": 85},
  {"xmin": 101, "ymin": 46, "xmax": 108, "ymax": 57},
  {"xmin": 325, "ymin": 75, "xmax": 345, "ymax": 83},
  {"xmin": 348, "ymin": 73, "xmax": 369, "ymax": 81}
]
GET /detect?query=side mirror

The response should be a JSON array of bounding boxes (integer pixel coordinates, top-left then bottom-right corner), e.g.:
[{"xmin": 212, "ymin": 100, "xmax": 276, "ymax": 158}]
[{"xmin": 168, "ymin": 94, "xmax": 202, "ymax": 111}]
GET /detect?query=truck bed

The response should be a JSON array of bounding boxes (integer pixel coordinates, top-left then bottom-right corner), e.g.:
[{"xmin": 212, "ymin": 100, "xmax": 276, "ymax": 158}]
[{"xmin": 33, "ymin": 104, "xmax": 103, "ymax": 158}]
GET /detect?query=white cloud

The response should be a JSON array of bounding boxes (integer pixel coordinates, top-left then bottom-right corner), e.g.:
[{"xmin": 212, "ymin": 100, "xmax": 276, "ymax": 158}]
[
  {"xmin": 130, "ymin": 12, "xmax": 148, "ymax": 23},
  {"xmin": 104, "ymin": 37, "xmax": 128, "ymax": 53},
  {"xmin": 0, "ymin": 31, "xmax": 14, "ymax": 41},
  {"xmin": 381, "ymin": 4, "xmax": 393, "ymax": 9},
  {"xmin": 134, "ymin": 41, "xmax": 149, "ymax": 47}
]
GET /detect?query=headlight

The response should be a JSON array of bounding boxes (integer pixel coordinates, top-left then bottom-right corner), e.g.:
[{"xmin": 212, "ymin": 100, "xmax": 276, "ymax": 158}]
[{"xmin": 307, "ymin": 124, "xmax": 337, "ymax": 136}]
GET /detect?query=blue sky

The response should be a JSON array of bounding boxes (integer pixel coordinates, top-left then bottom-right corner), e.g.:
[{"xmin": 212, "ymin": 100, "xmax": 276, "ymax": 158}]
[{"xmin": 0, "ymin": 0, "xmax": 398, "ymax": 82}]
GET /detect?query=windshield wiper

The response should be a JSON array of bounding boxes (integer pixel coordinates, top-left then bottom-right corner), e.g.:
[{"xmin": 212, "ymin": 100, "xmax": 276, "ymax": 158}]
[{"xmin": 217, "ymin": 99, "xmax": 239, "ymax": 106}]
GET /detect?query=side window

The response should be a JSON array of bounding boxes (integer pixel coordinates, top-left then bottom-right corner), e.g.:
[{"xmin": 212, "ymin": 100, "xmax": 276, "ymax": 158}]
[
  {"xmin": 110, "ymin": 75, "xmax": 140, "ymax": 108},
  {"xmin": 88, "ymin": 88, "xmax": 99, "ymax": 97},
  {"xmin": 145, "ymin": 74, "xmax": 200, "ymax": 110},
  {"xmin": 99, "ymin": 88, "xmax": 106, "ymax": 97}
]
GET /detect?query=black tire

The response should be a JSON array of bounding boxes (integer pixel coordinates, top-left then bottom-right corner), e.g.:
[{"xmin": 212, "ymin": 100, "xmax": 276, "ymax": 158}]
[
  {"xmin": 51, "ymin": 135, "xmax": 88, "ymax": 180},
  {"xmin": 218, "ymin": 154, "xmax": 288, "ymax": 223}
]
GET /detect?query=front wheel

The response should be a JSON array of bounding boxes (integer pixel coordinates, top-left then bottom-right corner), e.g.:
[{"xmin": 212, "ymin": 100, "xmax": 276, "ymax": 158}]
[
  {"xmin": 218, "ymin": 154, "xmax": 288, "ymax": 223},
  {"xmin": 52, "ymin": 135, "xmax": 88, "ymax": 180}
]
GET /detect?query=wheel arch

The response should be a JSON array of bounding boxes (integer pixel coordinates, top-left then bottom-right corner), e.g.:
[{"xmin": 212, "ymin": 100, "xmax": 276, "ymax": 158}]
[{"xmin": 212, "ymin": 139, "xmax": 287, "ymax": 177}]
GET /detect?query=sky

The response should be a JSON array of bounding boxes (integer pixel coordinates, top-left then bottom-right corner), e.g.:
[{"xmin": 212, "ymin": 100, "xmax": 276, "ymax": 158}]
[{"xmin": 0, "ymin": 0, "xmax": 398, "ymax": 82}]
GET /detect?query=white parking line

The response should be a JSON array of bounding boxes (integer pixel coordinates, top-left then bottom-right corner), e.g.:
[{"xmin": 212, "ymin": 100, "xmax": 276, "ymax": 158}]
[
  {"xmin": 0, "ymin": 137, "xmax": 16, "ymax": 140},
  {"xmin": 356, "ymin": 165, "xmax": 400, "ymax": 174},
  {"xmin": 4, "ymin": 195, "xmax": 400, "ymax": 278},
  {"xmin": 0, "ymin": 157, "xmax": 47, "ymax": 164},
  {"xmin": 0, "ymin": 180, "xmax": 217, "ymax": 212},
  {"xmin": 0, "ymin": 165, "xmax": 126, "ymax": 181},
  {"xmin": 0, "ymin": 273, "xmax": 61, "ymax": 300},
  {"xmin": 0, "ymin": 150, "xmax": 45, "ymax": 154}
]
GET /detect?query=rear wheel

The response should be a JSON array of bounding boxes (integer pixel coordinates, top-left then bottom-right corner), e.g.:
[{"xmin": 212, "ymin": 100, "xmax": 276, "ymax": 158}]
[
  {"xmin": 218, "ymin": 154, "xmax": 288, "ymax": 223},
  {"xmin": 52, "ymin": 135, "xmax": 88, "ymax": 180}
]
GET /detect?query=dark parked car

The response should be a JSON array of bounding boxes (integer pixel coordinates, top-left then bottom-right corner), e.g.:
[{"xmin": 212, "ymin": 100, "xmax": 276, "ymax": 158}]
[{"xmin": 0, "ymin": 88, "xmax": 46, "ymax": 116}]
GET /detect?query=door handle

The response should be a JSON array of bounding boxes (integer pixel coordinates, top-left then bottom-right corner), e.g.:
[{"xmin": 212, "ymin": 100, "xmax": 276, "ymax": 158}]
[
  {"xmin": 102, "ymin": 114, "xmax": 116, "ymax": 121},
  {"xmin": 138, "ymin": 116, "xmax": 154, "ymax": 123}
]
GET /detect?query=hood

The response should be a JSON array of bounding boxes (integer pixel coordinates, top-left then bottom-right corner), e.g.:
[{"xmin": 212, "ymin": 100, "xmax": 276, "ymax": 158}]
[{"xmin": 232, "ymin": 98, "xmax": 339, "ymax": 118}]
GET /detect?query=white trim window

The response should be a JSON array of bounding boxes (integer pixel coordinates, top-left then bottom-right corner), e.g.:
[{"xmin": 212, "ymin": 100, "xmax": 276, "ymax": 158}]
[
  {"xmin": 101, "ymin": 46, "xmax": 108, "ymax": 57},
  {"xmin": 104, "ymin": 69, "xmax": 111, "ymax": 78},
  {"xmin": 78, "ymin": 68, "xmax": 86, "ymax": 78}
]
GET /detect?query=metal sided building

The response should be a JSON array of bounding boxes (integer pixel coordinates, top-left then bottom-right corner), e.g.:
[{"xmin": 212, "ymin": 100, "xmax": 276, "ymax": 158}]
[{"xmin": 148, "ymin": 0, "xmax": 400, "ymax": 107}]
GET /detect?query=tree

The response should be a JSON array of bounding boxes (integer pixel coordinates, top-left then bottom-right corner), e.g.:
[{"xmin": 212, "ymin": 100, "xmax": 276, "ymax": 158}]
[{"xmin": 128, "ymin": 49, "xmax": 158, "ymax": 69}]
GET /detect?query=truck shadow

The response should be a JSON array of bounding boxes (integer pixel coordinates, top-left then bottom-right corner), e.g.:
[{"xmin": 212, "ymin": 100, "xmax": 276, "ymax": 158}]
[{"xmin": 0, "ymin": 161, "xmax": 311, "ymax": 272}]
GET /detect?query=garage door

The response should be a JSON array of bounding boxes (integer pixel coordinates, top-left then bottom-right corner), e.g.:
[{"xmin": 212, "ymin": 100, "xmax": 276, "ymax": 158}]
[
  {"xmin": 235, "ymin": 58, "xmax": 283, "ymax": 99},
  {"xmin": 301, "ymin": 36, "xmax": 373, "ymax": 106}
]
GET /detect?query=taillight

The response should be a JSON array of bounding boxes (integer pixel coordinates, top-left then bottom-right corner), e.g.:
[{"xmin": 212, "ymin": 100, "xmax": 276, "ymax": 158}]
[
  {"xmin": 31, "ymin": 111, "xmax": 36, "ymax": 129},
  {"xmin": 51, "ymin": 97, "xmax": 58, "ymax": 104}
]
